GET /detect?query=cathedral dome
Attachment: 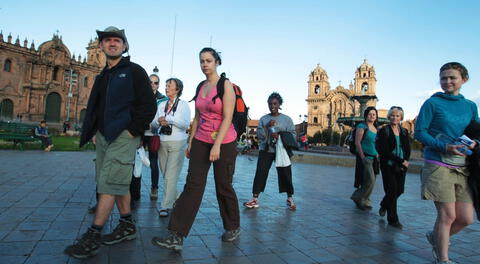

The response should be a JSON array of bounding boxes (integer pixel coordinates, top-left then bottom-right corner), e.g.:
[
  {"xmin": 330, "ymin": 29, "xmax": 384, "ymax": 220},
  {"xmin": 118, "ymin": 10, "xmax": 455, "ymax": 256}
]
[{"xmin": 38, "ymin": 34, "xmax": 72, "ymax": 60}]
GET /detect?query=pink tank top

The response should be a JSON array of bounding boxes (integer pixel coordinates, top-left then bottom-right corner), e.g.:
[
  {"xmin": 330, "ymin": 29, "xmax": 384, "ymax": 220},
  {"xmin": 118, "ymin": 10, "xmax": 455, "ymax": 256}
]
[{"xmin": 194, "ymin": 83, "xmax": 237, "ymax": 144}]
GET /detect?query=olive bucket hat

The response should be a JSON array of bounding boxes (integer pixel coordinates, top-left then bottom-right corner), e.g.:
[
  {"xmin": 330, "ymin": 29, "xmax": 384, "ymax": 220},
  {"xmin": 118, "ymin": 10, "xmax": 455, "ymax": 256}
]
[{"xmin": 96, "ymin": 26, "xmax": 129, "ymax": 53}]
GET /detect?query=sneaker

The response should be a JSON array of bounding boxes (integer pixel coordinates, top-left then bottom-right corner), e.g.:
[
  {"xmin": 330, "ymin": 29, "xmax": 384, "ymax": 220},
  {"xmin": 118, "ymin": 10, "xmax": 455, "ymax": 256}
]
[
  {"xmin": 152, "ymin": 231, "xmax": 184, "ymax": 251},
  {"xmin": 150, "ymin": 188, "xmax": 158, "ymax": 200},
  {"xmin": 287, "ymin": 198, "xmax": 297, "ymax": 210},
  {"xmin": 426, "ymin": 230, "xmax": 438, "ymax": 260},
  {"xmin": 159, "ymin": 209, "xmax": 169, "ymax": 217},
  {"xmin": 433, "ymin": 260, "xmax": 458, "ymax": 264},
  {"xmin": 64, "ymin": 227, "xmax": 101, "ymax": 259},
  {"xmin": 243, "ymin": 198, "xmax": 259, "ymax": 209},
  {"xmin": 102, "ymin": 219, "xmax": 136, "ymax": 245},
  {"xmin": 222, "ymin": 228, "xmax": 240, "ymax": 242},
  {"xmin": 388, "ymin": 221, "xmax": 403, "ymax": 229},
  {"xmin": 379, "ymin": 207, "xmax": 386, "ymax": 217}
]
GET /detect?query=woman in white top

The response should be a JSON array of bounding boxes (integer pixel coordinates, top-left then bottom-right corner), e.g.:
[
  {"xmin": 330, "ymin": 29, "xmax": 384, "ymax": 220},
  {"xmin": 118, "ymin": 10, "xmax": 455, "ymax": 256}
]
[{"xmin": 151, "ymin": 78, "xmax": 191, "ymax": 217}]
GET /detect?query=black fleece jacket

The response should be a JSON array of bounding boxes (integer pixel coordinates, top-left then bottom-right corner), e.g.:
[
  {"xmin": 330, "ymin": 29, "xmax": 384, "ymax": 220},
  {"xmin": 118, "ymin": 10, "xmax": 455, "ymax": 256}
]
[
  {"xmin": 80, "ymin": 56, "xmax": 156, "ymax": 146},
  {"xmin": 375, "ymin": 125, "xmax": 411, "ymax": 166}
]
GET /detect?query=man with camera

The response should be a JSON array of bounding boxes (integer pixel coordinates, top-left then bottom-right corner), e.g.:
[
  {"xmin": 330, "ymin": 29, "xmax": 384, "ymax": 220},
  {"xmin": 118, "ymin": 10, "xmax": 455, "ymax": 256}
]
[{"xmin": 151, "ymin": 78, "xmax": 191, "ymax": 217}]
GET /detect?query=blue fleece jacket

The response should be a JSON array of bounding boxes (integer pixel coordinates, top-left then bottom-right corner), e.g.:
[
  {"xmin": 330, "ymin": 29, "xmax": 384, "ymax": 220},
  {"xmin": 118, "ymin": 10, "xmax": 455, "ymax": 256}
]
[{"xmin": 414, "ymin": 92, "xmax": 478, "ymax": 163}]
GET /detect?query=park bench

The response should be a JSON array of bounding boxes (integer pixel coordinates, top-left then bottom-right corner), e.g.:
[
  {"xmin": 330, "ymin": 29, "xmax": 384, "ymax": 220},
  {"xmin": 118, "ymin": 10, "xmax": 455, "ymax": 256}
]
[{"xmin": 0, "ymin": 121, "xmax": 42, "ymax": 150}]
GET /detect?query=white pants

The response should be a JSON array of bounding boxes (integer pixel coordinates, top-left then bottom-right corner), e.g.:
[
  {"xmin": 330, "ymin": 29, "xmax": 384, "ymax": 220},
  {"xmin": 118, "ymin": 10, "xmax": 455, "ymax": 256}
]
[{"xmin": 158, "ymin": 140, "xmax": 187, "ymax": 209}]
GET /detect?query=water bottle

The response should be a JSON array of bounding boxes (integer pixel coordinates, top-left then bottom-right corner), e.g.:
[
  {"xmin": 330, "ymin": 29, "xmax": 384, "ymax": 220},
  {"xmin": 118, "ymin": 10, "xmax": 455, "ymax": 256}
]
[{"xmin": 269, "ymin": 126, "xmax": 277, "ymax": 145}]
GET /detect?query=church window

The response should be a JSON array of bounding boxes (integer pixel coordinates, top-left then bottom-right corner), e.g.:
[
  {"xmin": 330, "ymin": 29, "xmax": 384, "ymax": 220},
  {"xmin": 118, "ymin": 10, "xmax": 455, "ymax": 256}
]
[
  {"xmin": 313, "ymin": 117, "xmax": 318, "ymax": 123},
  {"xmin": 314, "ymin": 85, "xmax": 320, "ymax": 94},
  {"xmin": 363, "ymin": 73, "xmax": 366, "ymax": 78},
  {"xmin": 313, "ymin": 106, "xmax": 318, "ymax": 110},
  {"xmin": 315, "ymin": 76, "xmax": 318, "ymax": 81},
  {"xmin": 83, "ymin": 76, "xmax": 88, "ymax": 88},
  {"xmin": 3, "ymin": 59, "xmax": 12, "ymax": 72},
  {"xmin": 52, "ymin": 66, "xmax": 59, "ymax": 81}
]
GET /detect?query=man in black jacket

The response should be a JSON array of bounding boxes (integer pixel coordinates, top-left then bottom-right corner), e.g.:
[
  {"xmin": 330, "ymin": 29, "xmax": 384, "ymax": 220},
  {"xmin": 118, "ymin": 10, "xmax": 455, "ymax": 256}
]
[{"xmin": 65, "ymin": 26, "xmax": 156, "ymax": 259}]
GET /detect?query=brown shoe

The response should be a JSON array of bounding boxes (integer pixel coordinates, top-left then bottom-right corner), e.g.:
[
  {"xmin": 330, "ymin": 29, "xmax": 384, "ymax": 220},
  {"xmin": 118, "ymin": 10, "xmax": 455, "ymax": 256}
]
[{"xmin": 150, "ymin": 188, "xmax": 158, "ymax": 200}]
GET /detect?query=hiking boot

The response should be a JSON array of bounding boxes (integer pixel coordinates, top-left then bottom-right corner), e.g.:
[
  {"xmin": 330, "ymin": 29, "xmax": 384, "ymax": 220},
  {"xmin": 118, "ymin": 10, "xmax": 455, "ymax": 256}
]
[
  {"xmin": 102, "ymin": 219, "xmax": 136, "ymax": 245},
  {"xmin": 287, "ymin": 197, "xmax": 297, "ymax": 210},
  {"xmin": 243, "ymin": 198, "xmax": 259, "ymax": 209},
  {"xmin": 150, "ymin": 188, "xmax": 158, "ymax": 200},
  {"xmin": 426, "ymin": 230, "xmax": 438, "ymax": 260},
  {"xmin": 152, "ymin": 231, "xmax": 184, "ymax": 251},
  {"xmin": 222, "ymin": 228, "xmax": 240, "ymax": 242},
  {"xmin": 64, "ymin": 227, "xmax": 101, "ymax": 259}
]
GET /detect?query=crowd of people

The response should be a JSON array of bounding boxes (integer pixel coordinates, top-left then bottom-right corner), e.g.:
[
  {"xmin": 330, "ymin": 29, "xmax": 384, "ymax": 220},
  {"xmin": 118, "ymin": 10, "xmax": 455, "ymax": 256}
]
[{"xmin": 61, "ymin": 26, "xmax": 479, "ymax": 264}]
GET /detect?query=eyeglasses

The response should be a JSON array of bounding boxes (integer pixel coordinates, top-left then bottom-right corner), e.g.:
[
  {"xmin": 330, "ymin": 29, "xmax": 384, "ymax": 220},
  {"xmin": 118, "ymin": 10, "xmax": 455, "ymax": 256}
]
[
  {"xmin": 390, "ymin": 106, "xmax": 403, "ymax": 111},
  {"xmin": 151, "ymin": 81, "xmax": 159, "ymax": 85}
]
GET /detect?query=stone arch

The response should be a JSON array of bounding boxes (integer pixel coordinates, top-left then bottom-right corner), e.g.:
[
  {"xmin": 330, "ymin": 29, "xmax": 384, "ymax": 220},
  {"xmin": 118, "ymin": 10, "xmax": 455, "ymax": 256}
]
[
  {"xmin": 0, "ymin": 99, "xmax": 14, "ymax": 120},
  {"xmin": 45, "ymin": 92, "xmax": 61, "ymax": 122}
]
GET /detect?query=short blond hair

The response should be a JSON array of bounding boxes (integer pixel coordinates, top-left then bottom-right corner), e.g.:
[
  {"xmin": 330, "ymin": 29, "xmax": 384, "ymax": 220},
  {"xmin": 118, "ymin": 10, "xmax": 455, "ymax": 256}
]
[{"xmin": 387, "ymin": 106, "xmax": 404, "ymax": 121}]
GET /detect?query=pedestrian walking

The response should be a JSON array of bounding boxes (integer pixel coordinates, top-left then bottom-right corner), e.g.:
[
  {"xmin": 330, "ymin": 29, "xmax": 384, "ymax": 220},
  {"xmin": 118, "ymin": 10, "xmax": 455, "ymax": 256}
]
[
  {"xmin": 415, "ymin": 62, "xmax": 478, "ymax": 264},
  {"xmin": 351, "ymin": 106, "xmax": 379, "ymax": 210},
  {"xmin": 64, "ymin": 26, "xmax": 156, "ymax": 259},
  {"xmin": 376, "ymin": 106, "xmax": 411, "ymax": 229},
  {"xmin": 243, "ymin": 92, "xmax": 297, "ymax": 210},
  {"xmin": 151, "ymin": 47, "xmax": 240, "ymax": 251}
]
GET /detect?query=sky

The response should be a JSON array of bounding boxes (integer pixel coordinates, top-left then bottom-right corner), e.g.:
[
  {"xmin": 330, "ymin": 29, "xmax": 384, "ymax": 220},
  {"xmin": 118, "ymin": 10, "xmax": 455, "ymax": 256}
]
[{"xmin": 1, "ymin": 0, "xmax": 479, "ymax": 122}]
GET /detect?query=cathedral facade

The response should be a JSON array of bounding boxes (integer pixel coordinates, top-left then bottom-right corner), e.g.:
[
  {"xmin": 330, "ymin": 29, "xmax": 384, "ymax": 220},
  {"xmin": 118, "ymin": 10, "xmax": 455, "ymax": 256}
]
[
  {"xmin": 0, "ymin": 31, "xmax": 105, "ymax": 124},
  {"xmin": 306, "ymin": 60, "xmax": 378, "ymax": 137}
]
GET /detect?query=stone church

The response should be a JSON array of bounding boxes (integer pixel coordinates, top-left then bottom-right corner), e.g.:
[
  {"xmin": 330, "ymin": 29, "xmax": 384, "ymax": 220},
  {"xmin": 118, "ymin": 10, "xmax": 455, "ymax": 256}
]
[
  {"xmin": 0, "ymin": 31, "xmax": 105, "ymax": 124},
  {"xmin": 306, "ymin": 60, "xmax": 378, "ymax": 137}
]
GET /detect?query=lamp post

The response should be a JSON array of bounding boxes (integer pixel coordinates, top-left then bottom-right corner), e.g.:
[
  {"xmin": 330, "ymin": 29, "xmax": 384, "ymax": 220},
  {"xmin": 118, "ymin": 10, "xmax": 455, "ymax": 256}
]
[{"xmin": 65, "ymin": 68, "xmax": 77, "ymax": 122}]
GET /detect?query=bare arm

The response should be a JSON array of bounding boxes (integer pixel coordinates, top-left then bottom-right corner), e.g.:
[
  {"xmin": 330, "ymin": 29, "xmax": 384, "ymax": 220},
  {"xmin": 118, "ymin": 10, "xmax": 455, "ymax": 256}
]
[
  {"xmin": 209, "ymin": 80, "xmax": 235, "ymax": 161},
  {"xmin": 355, "ymin": 127, "xmax": 366, "ymax": 160},
  {"xmin": 186, "ymin": 109, "xmax": 200, "ymax": 159}
]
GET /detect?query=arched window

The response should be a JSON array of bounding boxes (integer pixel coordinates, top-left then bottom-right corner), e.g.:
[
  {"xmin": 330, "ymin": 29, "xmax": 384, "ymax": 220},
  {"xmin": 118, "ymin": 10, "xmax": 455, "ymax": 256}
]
[
  {"xmin": 83, "ymin": 76, "xmax": 88, "ymax": 88},
  {"xmin": 315, "ymin": 76, "xmax": 319, "ymax": 81},
  {"xmin": 363, "ymin": 73, "xmax": 366, "ymax": 78},
  {"xmin": 313, "ymin": 117, "xmax": 318, "ymax": 123},
  {"xmin": 314, "ymin": 85, "xmax": 320, "ymax": 94},
  {"xmin": 52, "ymin": 66, "xmax": 59, "ymax": 81},
  {"xmin": 0, "ymin": 99, "xmax": 14, "ymax": 120},
  {"xmin": 3, "ymin": 59, "xmax": 12, "ymax": 72}
]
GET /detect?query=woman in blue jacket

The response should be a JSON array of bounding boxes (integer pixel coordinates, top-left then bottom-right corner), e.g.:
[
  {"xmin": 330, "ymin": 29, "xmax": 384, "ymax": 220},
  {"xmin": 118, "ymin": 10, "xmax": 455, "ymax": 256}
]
[{"xmin": 415, "ymin": 62, "xmax": 478, "ymax": 264}]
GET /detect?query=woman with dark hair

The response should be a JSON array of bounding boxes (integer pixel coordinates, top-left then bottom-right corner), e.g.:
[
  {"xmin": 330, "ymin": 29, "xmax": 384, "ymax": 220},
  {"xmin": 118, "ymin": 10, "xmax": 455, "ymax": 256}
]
[
  {"xmin": 351, "ymin": 106, "xmax": 379, "ymax": 210},
  {"xmin": 152, "ymin": 47, "xmax": 240, "ymax": 250},
  {"xmin": 151, "ymin": 78, "xmax": 190, "ymax": 217},
  {"xmin": 376, "ymin": 106, "xmax": 411, "ymax": 229},
  {"xmin": 144, "ymin": 74, "xmax": 168, "ymax": 200},
  {"xmin": 415, "ymin": 62, "xmax": 478, "ymax": 264},
  {"xmin": 244, "ymin": 92, "xmax": 297, "ymax": 209}
]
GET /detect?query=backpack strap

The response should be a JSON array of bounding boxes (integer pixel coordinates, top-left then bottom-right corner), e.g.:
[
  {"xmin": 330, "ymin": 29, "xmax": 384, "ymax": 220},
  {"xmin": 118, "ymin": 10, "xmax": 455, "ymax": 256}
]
[
  {"xmin": 189, "ymin": 80, "xmax": 206, "ymax": 102},
  {"xmin": 212, "ymin": 72, "xmax": 227, "ymax": 102}
]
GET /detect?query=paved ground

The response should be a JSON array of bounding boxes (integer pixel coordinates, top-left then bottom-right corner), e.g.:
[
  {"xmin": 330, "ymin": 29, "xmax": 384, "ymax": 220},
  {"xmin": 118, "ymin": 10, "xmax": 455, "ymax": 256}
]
[{"xmin": 1, "ymin": 150, "xmax": 480, "ymax": 264}]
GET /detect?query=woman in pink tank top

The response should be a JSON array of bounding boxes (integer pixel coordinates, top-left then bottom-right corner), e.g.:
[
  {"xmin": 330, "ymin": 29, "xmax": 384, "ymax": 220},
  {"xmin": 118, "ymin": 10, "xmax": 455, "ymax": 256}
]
[{"xmin": 152, "ymin": 48, "xmax": 240, "ymax": 251}]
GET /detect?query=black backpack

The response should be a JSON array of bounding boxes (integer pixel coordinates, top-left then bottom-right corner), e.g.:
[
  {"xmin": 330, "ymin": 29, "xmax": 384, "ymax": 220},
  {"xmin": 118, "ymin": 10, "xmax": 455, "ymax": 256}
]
[
  {"xmin": 191, "ymin": 73, "xmax": 249, "ymax": 140},
  {"xmin": 347, "ymin": 124, "xmax": 367, "ymax": 155}
]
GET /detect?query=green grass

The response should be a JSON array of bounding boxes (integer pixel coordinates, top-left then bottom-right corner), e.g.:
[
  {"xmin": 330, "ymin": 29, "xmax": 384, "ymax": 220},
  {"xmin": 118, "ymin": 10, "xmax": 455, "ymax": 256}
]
[{"xmin": 0, "ymin": 136, "xmax": 95, "ymax": 151}]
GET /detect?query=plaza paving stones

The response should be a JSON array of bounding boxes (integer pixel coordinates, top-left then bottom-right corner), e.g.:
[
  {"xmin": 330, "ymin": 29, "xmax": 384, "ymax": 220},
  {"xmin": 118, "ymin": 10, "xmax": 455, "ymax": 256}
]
[{"xmin": 1, "ymin": 150, "xmax": 480, "ymax": 263}]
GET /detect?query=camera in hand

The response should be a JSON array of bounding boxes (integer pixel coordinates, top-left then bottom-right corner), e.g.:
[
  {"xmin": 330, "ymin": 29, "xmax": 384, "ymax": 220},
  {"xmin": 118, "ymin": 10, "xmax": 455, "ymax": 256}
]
[{"xmin": 160, "ymin": 125, "xmax": 173, "ymax": 135}]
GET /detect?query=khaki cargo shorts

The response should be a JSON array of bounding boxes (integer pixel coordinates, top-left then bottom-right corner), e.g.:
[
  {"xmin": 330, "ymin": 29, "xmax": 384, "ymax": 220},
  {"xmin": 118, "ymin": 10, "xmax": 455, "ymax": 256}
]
[
  {"xmin": 420, "ymin": 162, "xmax": 472, "ymax": 203},
  {"xmin": 95, "ymin": 130, "xmax": 140, "ymax": 196}
]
